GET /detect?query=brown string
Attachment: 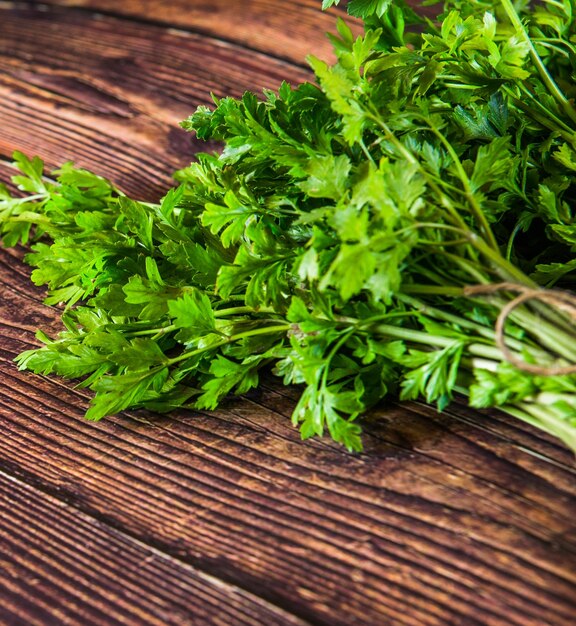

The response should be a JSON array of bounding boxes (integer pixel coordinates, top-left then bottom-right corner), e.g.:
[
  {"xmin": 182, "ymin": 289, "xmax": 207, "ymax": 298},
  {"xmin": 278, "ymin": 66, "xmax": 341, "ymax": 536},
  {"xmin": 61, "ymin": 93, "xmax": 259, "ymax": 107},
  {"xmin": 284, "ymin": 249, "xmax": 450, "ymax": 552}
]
[{"xmin": 463, "ymin": 282, "xmax": 576, "ymax": 376}]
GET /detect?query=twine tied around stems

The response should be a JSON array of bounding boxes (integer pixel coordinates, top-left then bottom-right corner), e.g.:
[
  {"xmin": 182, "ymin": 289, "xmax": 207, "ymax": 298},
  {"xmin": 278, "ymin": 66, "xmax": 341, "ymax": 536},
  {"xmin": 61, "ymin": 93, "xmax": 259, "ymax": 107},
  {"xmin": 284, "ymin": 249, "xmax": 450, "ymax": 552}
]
[{"xmin": 463, "ymin": 282, "xmax": 576, "ymax": 376}]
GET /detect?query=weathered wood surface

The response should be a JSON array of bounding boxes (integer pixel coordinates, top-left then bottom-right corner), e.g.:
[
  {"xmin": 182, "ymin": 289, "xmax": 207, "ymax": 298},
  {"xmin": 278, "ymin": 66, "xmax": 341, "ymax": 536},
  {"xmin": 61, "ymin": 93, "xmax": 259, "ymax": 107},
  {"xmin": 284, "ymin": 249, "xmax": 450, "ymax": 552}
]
[
  {"xmin": 0, "ymin": 473, "xmax": 310, "ymax": 626},
  {"xmin": 34, "ymin": 0, "xmax": 356, "ymax": 65},
  {"xmin": 0, "ymin": 2, "xmax": 575, "ymax": 625},
  {"xmin": 0, "ymin": 4, "xmax": 313, "ymax": 198}
]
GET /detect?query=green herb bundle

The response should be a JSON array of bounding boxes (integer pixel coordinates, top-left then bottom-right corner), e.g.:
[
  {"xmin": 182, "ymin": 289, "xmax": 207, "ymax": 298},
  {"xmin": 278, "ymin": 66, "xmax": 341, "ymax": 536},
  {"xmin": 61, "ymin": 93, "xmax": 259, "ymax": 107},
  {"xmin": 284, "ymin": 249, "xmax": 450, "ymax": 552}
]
[{"xmin": 2, "ymin": 0, "xmax": 576, "ymax": 452}]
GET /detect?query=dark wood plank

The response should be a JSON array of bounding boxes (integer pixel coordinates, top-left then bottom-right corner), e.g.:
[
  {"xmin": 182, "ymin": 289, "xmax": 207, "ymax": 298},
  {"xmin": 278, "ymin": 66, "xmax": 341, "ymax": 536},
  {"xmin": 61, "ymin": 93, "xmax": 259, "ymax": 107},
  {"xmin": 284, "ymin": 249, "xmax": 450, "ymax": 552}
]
[
  {"xmin": 0, "ymin": 472, "xmax": 312, "ymax": 626},
  {"xmin": 0, "ymin": 4, "xmax": 311, "ymax": 199},
  {"xmin": 32, "ymin": 0, "xmax": 357, "ymax": 65},
  {"xmin": 1, "ymin": 247, "xmax": 575, "ymax": 626},
  {"xmin": 1, "ymin": 3, "xmax": 576, "ymax": 625}
]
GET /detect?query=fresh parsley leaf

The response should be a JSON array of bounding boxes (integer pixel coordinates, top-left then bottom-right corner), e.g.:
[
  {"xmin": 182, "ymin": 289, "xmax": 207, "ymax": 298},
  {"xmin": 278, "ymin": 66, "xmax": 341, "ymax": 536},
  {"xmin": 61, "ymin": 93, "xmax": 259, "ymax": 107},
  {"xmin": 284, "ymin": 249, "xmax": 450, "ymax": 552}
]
[{"xmin": 3, "ymin": 0, "xmax": 576, "ymax": 454}]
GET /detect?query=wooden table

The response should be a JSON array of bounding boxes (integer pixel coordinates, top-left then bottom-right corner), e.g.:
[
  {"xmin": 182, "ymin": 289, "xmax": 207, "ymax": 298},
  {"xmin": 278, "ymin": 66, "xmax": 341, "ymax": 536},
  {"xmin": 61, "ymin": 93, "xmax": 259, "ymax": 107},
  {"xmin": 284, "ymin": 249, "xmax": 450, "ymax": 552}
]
[{"xmin": 0, "ymin": 2, "xmax": 575, "ymax": 624}]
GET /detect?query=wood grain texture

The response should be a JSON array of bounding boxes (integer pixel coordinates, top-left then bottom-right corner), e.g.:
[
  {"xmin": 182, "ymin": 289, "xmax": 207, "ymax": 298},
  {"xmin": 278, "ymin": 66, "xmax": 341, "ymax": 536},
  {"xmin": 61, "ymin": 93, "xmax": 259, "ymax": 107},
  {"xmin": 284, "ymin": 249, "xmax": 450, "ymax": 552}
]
[
  {"xmin": 0, "ymin": 472, "xmax": 312, "ymax": 626},
  {"xmin": 1, "ymin": 250, "xmax": 576, "ymax": 626},
  {"xmin": 30, "ymin": 0, "xmax": 357, "ymax": 65},
  {"xmin": 0, "ymin": 2, "xmax": 575, "ymax": 625},
  {"xmin": 0, "ymin": 3, "xmax": 311, "ymax": 199}
]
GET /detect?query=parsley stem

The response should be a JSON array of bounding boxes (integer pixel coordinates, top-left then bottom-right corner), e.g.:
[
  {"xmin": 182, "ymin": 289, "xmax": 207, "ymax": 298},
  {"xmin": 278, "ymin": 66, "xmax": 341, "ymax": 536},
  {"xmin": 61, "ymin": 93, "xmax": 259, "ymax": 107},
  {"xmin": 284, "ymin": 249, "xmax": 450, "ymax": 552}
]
[
  {"xmin": 401, "ymin": 222, "xmax": 468, "ymax": 236},
  {"xmin": 397, "ymin": 294, "xmax": 531, "ymax": 353},
  {"xmin": 500, "ymin": 0, "xmax": 576, "ymax": 127},
  {"xmin": 417, "ymin": 238, "xmax": 471, "ymax": 247},
  {"xmin": 369, "ymin": 322, "xmax": 504, "ymax": 360},
  {"xmin": 541, "ymin": 0, "xmax": 564, "ymax": 9},
  {"xmin": 455, "ymin": 387, "xmax": 576, "ymax": 452},
  {"xmin": 468, "ymin": 235, "xmax": 537, "ymax": 286},
  {"xmin": 213, "ymin": 305, "xmax": 274, "ymax": 317},
  {"xmin": 167, "ymin": 324, "xmax": 291, "ymax": 366},
  {"xmin": 463, "ymin": 291, "xmax": 576, "ymax": 362},
  {"xmin": 439, "ymin": 251, "xmax": 491, "ymax": 284},
  {"xmin": 125, "ymin": 325, "xmax": 176, "ymax": 338},
  {"xmin": 371, "ymin": 320, "xmax": 576, "ymax": 367},
  {"xmin": 535, "ymin": 41, "xmax": 570, "ymax": 58},
  {"xmin": 515, "ymin": 85, "xmax": 575, "ymax": 135},
  {"xmin": 366, "ymin": 111, "xmax": 471, "ymax": 233},
  {"xmin": 515, "ymin": 313, "xmax": 576, "ymax": 362},
  {"xmin": 369, "ymin": 109, "xmax": 501, "ymax": 252},
  {"xmin": 359, "ymin": 139, "xmax": 376, "ymax": 165},
  {"xmin": 8, "ymin": 213, "xmax": 52, "ymax": 225},
  {"xmin": 401, "ymin": 284, "xmax": 463, "ymax": 296},
  {"xmin": 505, "ymin": 221, "xmax": 523, "ymax": 262},
  {"xmin": 2, "ymin": 193, "xmax": 46, "ymax": 205},
  {"xmin": 503, "ymin": 88, "xmax": 575, "ymax": 141},
  {"xmin": 320, "ymin": 328, "xmax": 356, "ymax": 389},
  {"xmin": 424, "ymin": 120, "xmax": 500, "ymax": 251},
  {"xmin": 516, "ymin": 402, "xmax": 576, "ymax": 450}
]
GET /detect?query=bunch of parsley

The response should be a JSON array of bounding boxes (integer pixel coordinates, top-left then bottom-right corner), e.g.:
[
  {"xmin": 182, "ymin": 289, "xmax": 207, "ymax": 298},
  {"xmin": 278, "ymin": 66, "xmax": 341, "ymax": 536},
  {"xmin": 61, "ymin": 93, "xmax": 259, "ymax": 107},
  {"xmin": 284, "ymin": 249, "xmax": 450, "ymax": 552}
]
[{"xmin": 2, "ymin": 0, "xmax": 576, "ymax": 452}]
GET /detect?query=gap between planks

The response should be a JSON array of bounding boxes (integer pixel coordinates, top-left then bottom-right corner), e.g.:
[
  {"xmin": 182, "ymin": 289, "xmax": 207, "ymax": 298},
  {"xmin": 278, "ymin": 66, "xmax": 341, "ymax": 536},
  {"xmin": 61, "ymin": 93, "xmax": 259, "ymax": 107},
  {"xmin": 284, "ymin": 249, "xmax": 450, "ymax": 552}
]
[
  {"xmin": 0, "ymin": 0, "xmax": 351, "ymax": 69},
  {"xmin": 0, "ymin": 468, "xmax": 315, "ymax": 626}
]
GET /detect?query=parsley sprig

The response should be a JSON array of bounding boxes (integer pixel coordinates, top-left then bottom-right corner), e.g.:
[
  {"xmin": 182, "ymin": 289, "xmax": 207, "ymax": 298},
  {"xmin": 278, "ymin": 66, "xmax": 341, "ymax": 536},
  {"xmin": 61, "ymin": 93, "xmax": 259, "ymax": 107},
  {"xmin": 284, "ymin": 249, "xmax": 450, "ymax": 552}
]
[{"xmin": 2, "ymin": 0, "xmax": 576, "ymax": 452}]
